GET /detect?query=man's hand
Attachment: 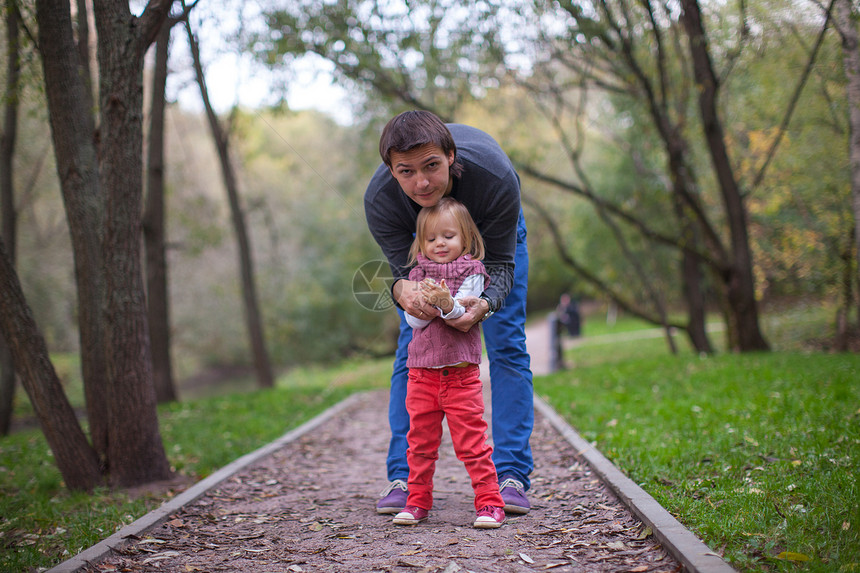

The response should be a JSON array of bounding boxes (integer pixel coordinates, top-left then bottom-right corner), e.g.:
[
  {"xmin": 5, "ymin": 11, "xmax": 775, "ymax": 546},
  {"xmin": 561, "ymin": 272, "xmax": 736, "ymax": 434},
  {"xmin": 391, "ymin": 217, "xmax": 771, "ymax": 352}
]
[
  {"xmin": 393, "ymin": 279, "xmax": 441, "ymax": 320},
  {"xmin": 444, "ymin": 295, "xmax": 489, "ymax": 332}
]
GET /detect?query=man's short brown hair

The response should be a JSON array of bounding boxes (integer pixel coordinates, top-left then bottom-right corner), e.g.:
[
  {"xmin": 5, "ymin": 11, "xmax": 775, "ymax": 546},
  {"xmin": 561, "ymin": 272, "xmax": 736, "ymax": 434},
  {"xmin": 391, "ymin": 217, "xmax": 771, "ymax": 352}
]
[{"xmin": 379, "ymin": 110, "xmax": 464, "ymax": 178}]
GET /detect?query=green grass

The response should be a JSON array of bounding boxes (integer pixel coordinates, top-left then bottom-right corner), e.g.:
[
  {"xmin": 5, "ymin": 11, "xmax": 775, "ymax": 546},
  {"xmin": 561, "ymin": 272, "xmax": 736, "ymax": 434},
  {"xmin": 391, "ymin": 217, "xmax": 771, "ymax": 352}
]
[
  {"xmin": 0, "ymin": 357, "xmax": 392, "ymax": 572},
  {"xmin": 538, "ymin": 305, "xmax": 860, "ymax": 572}
]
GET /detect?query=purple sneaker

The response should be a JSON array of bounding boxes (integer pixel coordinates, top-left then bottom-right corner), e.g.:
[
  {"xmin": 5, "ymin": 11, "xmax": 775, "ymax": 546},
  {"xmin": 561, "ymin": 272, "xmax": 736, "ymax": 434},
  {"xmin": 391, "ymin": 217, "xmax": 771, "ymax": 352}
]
[
  {"xmin": 393, "ymin": 505, "xmax": 429, "ymax": 525},
  {"xmin": 499, "ymin": 475, "xmax": 530, "ymax": 514},
  {"xmin": 474, "ymin": 505, "xmax": 505, "ymax": 529},
  {"xmin": 376, "ymin": 479, "xmax": 408, "ymax": 514}
]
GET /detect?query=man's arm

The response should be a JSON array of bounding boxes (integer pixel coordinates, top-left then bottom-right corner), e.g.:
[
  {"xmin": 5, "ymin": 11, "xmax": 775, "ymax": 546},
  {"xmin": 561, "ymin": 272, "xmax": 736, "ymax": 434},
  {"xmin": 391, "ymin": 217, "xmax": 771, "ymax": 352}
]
[{"xmin": 453, "ymin": 169, "xmax": 520, "ymax": 312}]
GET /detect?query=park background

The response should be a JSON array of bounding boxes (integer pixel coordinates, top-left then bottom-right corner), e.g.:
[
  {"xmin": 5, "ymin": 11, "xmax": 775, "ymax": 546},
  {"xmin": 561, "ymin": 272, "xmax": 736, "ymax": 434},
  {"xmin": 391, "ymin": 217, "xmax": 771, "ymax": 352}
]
[{"xmin": 0, "ymin": 0, "xmax": 858, "ymax": 571}]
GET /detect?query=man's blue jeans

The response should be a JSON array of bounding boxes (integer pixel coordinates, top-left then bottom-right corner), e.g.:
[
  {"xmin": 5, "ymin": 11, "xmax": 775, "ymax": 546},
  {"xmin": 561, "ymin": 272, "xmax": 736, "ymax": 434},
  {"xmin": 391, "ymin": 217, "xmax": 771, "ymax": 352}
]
[{"xmin": 386, "ymin": 212, "xmax": 534, "ymax": 489}]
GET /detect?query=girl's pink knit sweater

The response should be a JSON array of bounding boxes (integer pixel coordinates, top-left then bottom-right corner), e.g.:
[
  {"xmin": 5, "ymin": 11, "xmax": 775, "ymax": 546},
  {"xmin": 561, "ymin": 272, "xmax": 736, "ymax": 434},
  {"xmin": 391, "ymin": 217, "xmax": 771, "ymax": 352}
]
[{"xmin": 406, "ymin": 254, "xmax": 489, "ymax": 368}]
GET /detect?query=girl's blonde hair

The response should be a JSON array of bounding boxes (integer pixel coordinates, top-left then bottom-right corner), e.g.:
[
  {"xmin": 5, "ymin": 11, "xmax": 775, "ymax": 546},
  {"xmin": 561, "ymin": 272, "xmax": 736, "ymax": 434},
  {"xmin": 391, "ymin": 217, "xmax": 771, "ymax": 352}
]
[{"xmin": 408, "ymin": 197, "xmax": 485, "ymax": 265}]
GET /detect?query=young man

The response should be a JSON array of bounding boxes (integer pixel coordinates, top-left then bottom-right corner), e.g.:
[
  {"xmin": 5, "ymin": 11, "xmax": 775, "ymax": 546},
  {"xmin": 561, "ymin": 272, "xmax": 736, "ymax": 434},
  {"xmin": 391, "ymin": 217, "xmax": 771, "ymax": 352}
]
[{"xmin": 364, "ymin": 110, "xmax": 534, "ymax": 515}]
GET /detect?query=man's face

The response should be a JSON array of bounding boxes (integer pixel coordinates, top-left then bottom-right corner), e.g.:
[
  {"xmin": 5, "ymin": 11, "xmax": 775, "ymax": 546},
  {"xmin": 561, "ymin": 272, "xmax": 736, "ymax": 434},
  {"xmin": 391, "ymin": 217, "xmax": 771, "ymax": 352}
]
[{"xmin": 388, "ymin": 144, "xmax": 455, "ymax": 208}]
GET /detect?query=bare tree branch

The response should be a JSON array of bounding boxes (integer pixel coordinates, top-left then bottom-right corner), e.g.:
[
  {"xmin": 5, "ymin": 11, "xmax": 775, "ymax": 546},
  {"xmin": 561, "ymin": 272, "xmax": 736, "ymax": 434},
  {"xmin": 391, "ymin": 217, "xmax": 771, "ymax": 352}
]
[{"xmin": 523, "ymin": 194, "xmax": 685, "ymax": 330}]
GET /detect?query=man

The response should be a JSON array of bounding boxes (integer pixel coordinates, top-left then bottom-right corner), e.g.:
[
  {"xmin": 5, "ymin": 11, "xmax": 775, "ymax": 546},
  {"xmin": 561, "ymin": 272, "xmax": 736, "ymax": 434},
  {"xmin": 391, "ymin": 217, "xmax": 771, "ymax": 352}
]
[{"xmin": 364, "ymin": 110, "xmax": 534, "ymax": 515}]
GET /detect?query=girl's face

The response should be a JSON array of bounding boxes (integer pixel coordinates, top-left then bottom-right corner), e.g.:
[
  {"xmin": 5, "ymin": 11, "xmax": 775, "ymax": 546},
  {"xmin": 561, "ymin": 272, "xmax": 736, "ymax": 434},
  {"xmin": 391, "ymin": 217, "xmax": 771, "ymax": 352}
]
[{"xmin": 423, "ymin": 211, "xmax": 465, "ymax": 264}]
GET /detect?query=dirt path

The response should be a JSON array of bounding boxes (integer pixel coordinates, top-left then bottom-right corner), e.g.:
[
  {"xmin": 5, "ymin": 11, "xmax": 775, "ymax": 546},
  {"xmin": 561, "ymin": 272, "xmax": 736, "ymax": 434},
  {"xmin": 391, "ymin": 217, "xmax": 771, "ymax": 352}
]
[
  {"xmin": 82, "ymin": 387, "xmax": 678, "ymax": 573},
  {"xmin": 74, "ymin": 320, "xmax": 685, "ymax": 572},
  {"xmin": 79, "ymin": 318, "xmax": 681, "ymax": 573}
]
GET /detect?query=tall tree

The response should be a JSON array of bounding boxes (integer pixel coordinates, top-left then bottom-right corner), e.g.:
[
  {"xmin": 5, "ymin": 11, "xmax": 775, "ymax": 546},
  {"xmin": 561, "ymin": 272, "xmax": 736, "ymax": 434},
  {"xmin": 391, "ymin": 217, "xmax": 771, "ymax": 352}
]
[
  {"xmin": 0, "ymin": 0, "xmax": 21, "ymax": 435},
  {"xmin": 186, "ymin": 17, "xmax": 274, "ymax": 388},
  {"xmin": 835, "ymin": 0, "xmax": 860, "ymax": 336},
  {"xmin": 680, "ymin": 0, "xmax": 769, "ymax": 351},
  {"xmin": 36, "ymin": 0, "xmax": 110, "ymax": 460},
  {"xmin": 518, "ymin": 0, "xmax": 776, "ymax": 350},
  {"xmin": 144, "ymin": 19, "xmax": 178, "ymax": 403},
  {"xmin": 30, "ymin": 0, "xmax": 175, "ymax": 488},
  {"xmin": 91, "ymin": 0, "xmax": 173, "ymax": 485}
]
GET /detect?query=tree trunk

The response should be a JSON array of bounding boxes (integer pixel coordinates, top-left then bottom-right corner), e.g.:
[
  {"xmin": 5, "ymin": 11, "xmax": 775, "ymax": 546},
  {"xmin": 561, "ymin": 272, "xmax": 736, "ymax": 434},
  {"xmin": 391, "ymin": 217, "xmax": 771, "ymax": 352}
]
[
  {"xmin": 837, "ymin": 0, "xmax": 860, "ymax": 335},
  {"xmin": 36, "ymin": 0, "xmax": 110, "ymax": 459},
  {"xmin": 144, "ymin": 21, "xmax": 177, "ymax": 403},
  {"xmin": 680, "ymin": 0, "xmax": 769, "ymax": 352},
  {"xmin": 0, "ymin": 238, "xmax": 102, "ymax": 490},
  {"xmin": 0, "ymin": 0, "xmax": 20, "ymax": 436},
  {"xmin": 674, "ymin": 196, "xmax": 714, "ymax": 354},
  {"xmin": 835, "ymin": 229, "xmax": 853, "ymax": 351},
  {"xmin": 186, "ymin": 23, "xmax": 275, "ymax": 389},
  {"xmin": 92, "ymin": 0, "xmax": 172, "ymax": 487},
  {"xmin": 682, "ymin": 248, "xmax": 713, "ymax": 353}
]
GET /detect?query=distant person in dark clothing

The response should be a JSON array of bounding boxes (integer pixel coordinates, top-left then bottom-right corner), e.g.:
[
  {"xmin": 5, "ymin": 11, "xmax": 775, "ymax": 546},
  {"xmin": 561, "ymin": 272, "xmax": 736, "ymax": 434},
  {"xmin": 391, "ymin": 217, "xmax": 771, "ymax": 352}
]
[{"xmin": 556, "ymin": 294, "xmax": 581, "ymax": 338}]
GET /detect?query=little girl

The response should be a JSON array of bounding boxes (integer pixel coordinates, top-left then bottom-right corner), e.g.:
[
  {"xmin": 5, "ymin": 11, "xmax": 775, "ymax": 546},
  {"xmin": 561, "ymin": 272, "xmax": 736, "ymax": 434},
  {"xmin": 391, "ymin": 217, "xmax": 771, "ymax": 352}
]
[{"xmin": 392, "ymin": 197, "xmax": 505, "ymax": 529}]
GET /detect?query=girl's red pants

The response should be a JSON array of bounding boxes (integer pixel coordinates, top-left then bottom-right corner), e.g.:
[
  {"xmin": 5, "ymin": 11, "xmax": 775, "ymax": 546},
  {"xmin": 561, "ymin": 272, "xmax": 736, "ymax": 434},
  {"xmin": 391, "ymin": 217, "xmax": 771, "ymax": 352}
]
[{"xmin": 404, "ymin": 364, "xmax": 504, "ymax": 511}]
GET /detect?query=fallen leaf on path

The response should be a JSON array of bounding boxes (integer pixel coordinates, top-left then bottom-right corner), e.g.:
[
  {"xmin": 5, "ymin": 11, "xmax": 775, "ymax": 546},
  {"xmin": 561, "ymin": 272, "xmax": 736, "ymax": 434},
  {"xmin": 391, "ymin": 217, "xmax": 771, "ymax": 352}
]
[
  {"xmin": 235, "ymin": 530, "xmax": 266, "ymax": 540},
  {"xmin": 519, "ymin": 552, "xmax": 535, "ymax": 564},
  {"xmin": 401, "ymin": 548, "xmax": 424, "ymax": 555},
  {"xmin": 142, "ymin": 550, "xmax": 180, "ymax": 564},
  {"xmin": 635, "ymin": 526, "xmax": 653, "ymax": 540}
]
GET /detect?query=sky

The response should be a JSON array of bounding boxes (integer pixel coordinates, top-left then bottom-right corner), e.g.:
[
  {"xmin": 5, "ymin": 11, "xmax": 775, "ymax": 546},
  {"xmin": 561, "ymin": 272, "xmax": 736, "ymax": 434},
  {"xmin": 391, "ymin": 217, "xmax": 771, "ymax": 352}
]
[
  {"xmin": 171, "ymin": 50, "xmax": 354, "ymax": 125},
  {"xmin": 158, "ymin": 1, "xmax": 354, "ymax": 125}
]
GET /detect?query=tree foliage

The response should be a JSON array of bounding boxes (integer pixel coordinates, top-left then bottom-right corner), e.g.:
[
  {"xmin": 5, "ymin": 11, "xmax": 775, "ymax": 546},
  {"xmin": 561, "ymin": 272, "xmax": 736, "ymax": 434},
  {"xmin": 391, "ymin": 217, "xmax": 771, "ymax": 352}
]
[
  {"xmin": 254, "ymin": 0, "xmax": 510, "ymax": 120},
  {"xmin": 255, "ymin": 0, "xmax": 816, "ymax": 351}
]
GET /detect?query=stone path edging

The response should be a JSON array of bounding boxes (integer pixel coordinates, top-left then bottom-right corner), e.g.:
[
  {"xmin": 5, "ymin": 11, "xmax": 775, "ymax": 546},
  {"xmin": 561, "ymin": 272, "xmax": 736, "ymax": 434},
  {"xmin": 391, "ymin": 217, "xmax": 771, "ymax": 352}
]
[
  {"xmin": 46, "ymin": 393, "xmax": 363, "ymax": 573},
  {"xmin": 534, "ymin": 394, "xmax": 736, "ymax": 573}
]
